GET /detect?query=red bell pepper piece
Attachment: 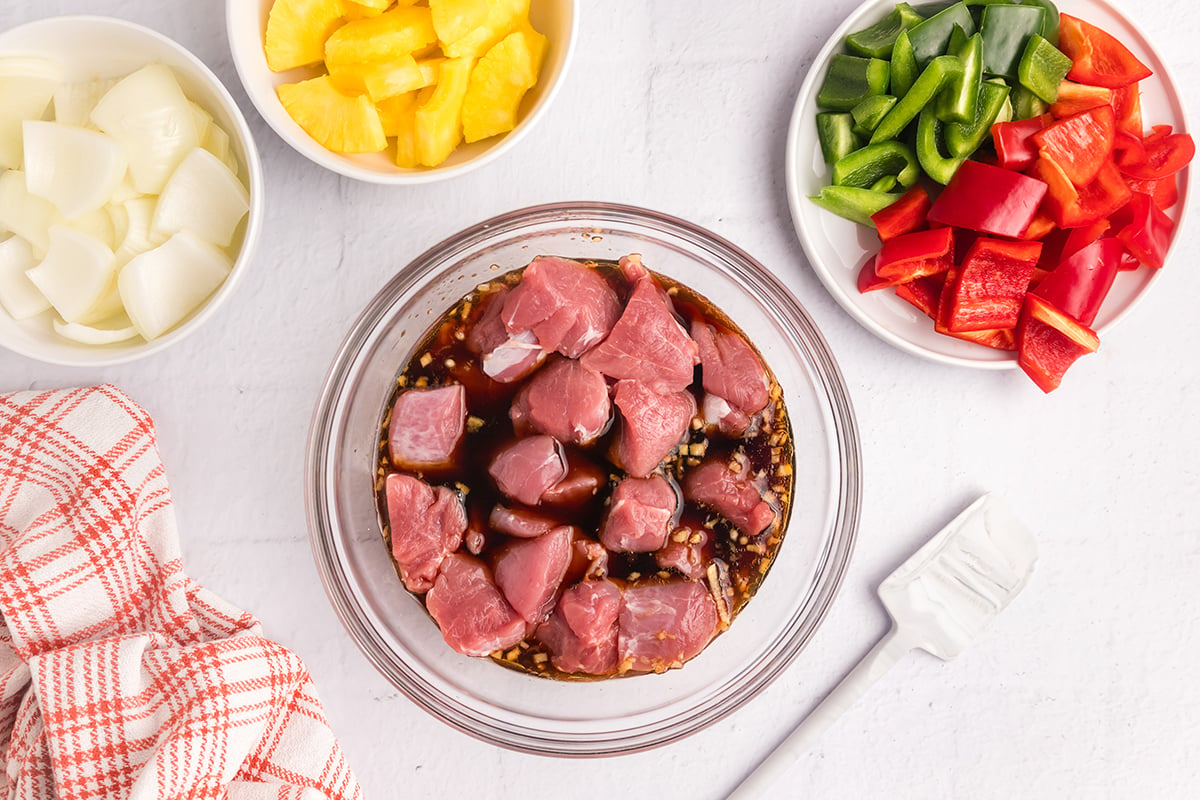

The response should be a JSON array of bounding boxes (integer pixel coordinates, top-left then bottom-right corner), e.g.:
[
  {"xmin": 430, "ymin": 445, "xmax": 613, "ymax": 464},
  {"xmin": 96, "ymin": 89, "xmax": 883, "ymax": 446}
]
[
  {"xmin": 870, "ymin": 185, "xmax": 932, "ymax": 242},
  {"xmin": 1030, "ymin": 156, "xmax": 1131, "ymax": 229},
  {"xmin": 1058, "ymin": 13, "xmax": 1153, "ymax": 89},
  {"xmin": 1110, "ymin": 83, "xmax": 1143, "ymax": 138},
  {"xmin": 947, "ymin": 238, "xmax": 1041, "ymax": 332},
  {"xmin": 1048, "ymin": 81, "xmax": 1113, "ymax": 118},
  {"xmin": 874, "ymin": 226, "xmax": 954, "ymax": 282},
  {"xmin": 1060, "ymin": 218, "xmax": 1110, "ymax": 262},
  {"xmin": 933, "ymin": 268, "xmax": 1017, "ymax": 350},
  {"xmin": 1126, "ymin": 175, "xmax": 1179, "ymax": 210},
  {"xmin": 857, "ymin": 254, "xmax": 892, "ymax": 293},
  {"xmin": 1030, "ymin": 238, "xmax": 1126, "ymax": 326},
  {"xmin": 1112, "ymin": 129, "xmax": 1146, "ymax": 170},
  {"xmin": 894, "ymin": 272, "xmax": 945, "ymax": 319},
  {"xmin": 1033, "ymin": 105, "xmax": 1116, "ymax": 187},
  {"xmin": 991, "ymin": 114, "xmax": 1051, "ymax": 171},
  {"xmin": 1114, "ymin": 191, "xmax": 1175, "ymax": 269},
  {"xmin": 1117, "ymin": 131, "xmax": 1195, "ymax": 180},
  {"xmin": 927, "ymin": 160, "xmax": 1048, "ymax": 238},
  {"xmin": 1017, "ymin": 293, "xmax": 1100, "ymax": 392},
  {"xmin": 1021, "ymin": 212, "xmax": 1057, "ymax": 241}
]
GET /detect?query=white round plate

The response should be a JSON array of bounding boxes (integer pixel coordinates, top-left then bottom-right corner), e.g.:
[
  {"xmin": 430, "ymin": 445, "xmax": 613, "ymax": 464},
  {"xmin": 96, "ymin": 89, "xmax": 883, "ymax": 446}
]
[{"xmin": 785, "ymin": 0, "xmax": 1190, "ymax": 368}]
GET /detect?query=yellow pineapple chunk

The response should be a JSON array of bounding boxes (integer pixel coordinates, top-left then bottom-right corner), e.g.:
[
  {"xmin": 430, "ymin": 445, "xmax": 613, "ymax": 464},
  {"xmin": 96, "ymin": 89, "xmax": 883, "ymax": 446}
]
[
  {"xmin": 429, "ymin": 0, "xmax": 490, "ymax": 47},
  {"xmin": 377, "ymin": 91, "xmax": 418, "ymax": 138},
  {"xmin": 277, "ymin": 75, "xmax": 387, "ymax": 153},
  {"xmin": 324, "ymin": 6, "xmax": 438, "ymax": 75},
  {"xmin": 414, "ymin": 57, "xmax": 475, "ymax": 166},
  {"xmin": 265, "ymin": 0, "xmax": 346, "ymax": 72},
  {"xmin": 343, "ymin": 1, "xmax": 390, "ymax": 20},
  {"xmin": 442, "ymin": 0, "xmax": 530, "ymax": 59},
  {"xmin": 461, "ymin": 28, "xmax": 545, "ymax": 143}
]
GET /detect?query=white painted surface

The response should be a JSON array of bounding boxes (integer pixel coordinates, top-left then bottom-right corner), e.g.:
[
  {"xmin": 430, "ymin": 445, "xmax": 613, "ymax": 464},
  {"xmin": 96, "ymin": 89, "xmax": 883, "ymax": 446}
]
[{"xmin": 2, "ymin": 2, "xmax": 1199, "ymax": 798}]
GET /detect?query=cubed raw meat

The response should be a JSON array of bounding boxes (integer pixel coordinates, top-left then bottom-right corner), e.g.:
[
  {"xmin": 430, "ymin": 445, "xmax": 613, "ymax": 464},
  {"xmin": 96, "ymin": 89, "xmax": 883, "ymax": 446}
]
[
  {"xmin": 385, "ymin": 473, "xmax": 467, "ymax": 593},
  {"xmin": 388, "ymin": 384, "xmax": 467, "ymax": 471},
  {"xmin": 599, "ymin": 474, "xmax": 678, "ymax": 553}
]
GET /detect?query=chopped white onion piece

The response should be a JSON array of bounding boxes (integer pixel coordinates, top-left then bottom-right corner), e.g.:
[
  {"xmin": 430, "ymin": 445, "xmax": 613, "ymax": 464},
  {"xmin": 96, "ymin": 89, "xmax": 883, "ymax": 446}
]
[
  {"xmin": 0, "ymin": 235, "xmax": 49, "ymax": 319},
  {"xmin": 189, "ymin": 101, "xmax": 213, "ymax": 144},
  {"xmin": 65, "ymin": 207, "xmax": 116, "ymax": 249},
  {"xmin": 23, "ymin": 120, "xmax": 129, "ymax": 219},
  {"xmin": 53, "ymin": 313, "xmax": 139, "ymax": 345},
  {"xmin": 106, "ymin": 202, "xmax": 130, "ymax": 249},
  {"xmin": 152, "ymin": 148, "xmax": 249, "ymax": 247},
  {"xmin": 52, "ymin": 77, "xmax": 118, "ymax": 128},
  {"xmin": 0, "ymin": 169, "xmax": 63, "ymax": 258},
  {"xmin": 118, "ymin": 231, "xmax": 231, "ymax": 340},
  {"xmin": 90, "ymin": 64, "xmax": 199, "ymax": 195},
  {"xmin": 115, "ymin": 196, "xmax": 163, "ymax": 266},
  {"xmin": 0, "ymin": 58, "xmax": 63, "ymax": 170},
  {"xmin": 202, "ymin": 121, "xmax": 237, "ymax": 175},
  {"xmin": 24, "ymin": 226, "xmax": 117, "ymax": 324}
]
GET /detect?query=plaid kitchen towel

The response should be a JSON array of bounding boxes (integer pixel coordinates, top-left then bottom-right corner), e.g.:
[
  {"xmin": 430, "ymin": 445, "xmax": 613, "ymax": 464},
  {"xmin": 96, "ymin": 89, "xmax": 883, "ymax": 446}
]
[{"xmin": 0, "ymin": 385, "xmax": 361, "ymax": 800}]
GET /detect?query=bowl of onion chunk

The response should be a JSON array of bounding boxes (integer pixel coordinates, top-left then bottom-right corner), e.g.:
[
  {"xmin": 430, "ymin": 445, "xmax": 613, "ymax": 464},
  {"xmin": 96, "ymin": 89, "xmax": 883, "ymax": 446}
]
[{"xmin": 0, "ymin": 16, "xmax": 263, "ymax": 366}]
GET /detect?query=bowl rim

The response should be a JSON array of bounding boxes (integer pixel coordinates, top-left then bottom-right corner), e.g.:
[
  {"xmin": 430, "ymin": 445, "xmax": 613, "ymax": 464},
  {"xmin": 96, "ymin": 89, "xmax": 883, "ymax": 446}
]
[
  {"xmin": 784, "ymin": 0, "xmax": 1191, "ymax": 370},
  {"xmin": 0, "ymin": 14, "xmax": 265, "ymax": 367},
  {"xmin": 224, "ymin": 0, "xmax": 580, "ymax": 185},
  {"xmin": 304, "ymin": 201, "xmax": 863, "ymax": 756}
]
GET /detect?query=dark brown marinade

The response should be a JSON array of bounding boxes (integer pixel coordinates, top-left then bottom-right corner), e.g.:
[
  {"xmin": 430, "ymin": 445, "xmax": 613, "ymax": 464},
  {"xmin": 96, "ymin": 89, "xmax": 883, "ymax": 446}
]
[{"xmin": 375, "ymin": 257, "xmax": 795, "ymax": 679}]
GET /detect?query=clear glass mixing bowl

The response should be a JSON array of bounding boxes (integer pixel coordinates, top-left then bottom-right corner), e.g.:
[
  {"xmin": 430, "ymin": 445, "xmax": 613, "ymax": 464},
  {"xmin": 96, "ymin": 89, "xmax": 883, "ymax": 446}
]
[{"xmin": 305, "ymin": 202, "xmax": 861, "ymax": 756}]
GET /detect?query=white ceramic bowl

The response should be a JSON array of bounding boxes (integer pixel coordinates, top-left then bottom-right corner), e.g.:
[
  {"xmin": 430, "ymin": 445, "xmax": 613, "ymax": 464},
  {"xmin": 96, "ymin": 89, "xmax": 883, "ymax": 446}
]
[
  {"xmin": 0, "ymin": 16, "xmax": 264, "ymax": 367},
  {"xmin": 785, "ymin": 0, "xmax": 1191, "ymax": 368},
  {"xmin": 226, "ymin": 0, "xmax": 577, "ymax": 184}
]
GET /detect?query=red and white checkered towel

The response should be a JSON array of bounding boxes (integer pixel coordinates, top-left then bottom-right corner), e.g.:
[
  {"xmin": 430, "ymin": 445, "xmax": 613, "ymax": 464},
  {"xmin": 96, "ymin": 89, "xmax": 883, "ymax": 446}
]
[{"xmin": 0, "ymin": 386, "xmax": 361, "ymax": 800}]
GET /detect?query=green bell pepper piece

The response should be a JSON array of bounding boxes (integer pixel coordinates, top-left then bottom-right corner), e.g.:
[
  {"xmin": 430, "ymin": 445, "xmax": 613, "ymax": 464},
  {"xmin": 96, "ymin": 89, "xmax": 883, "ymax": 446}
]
[
  {"xmin": 845, "ymin": 2, "xmax": 926, "ymax": 59},
  {"xmin": 1018, "ymin": 34, "xmax": 1072, "ymax": 102},
  {"xmin": 1021, "ymin": 0, "xmax": 1060, "ymax": 44},
  {"xmin": 935, "ymin": 32, "xmax": 983, "ymax": 124},
  {"xmin": 916, "ymin": 107, "xmax": 965, "ymax": 184},
  {"xmin": 870, "ymin": 175, "xmax": 900, "ymax": 192},
  {"xmin": 1010, "ymin": 83, "xmax": 1048, "ymax": 119},
  {"xmin": 980, "ymin": 4, "xmax": 1046, "ymax": 78},
  {"xmin": 817, "ymin": 54, "xmax": 891, "ymax": 111},
  {"xmin": 890, "ymin": 30, "xmax": 919, "ymax": 98},
  {"xmin": 851, "ymin": 94, "xmax": 898, "ymax": 137},
  {"xmin": 809, "ymin": 185, "xmax": 897, "ymax": 226},
  {"xmin": 816, "ymin": 112, "xmax": 863, "ymax": 165},
  {"xmin": 907, "ymin": 2, "xmax": 976, "ymax": 69},
  {"xmin": 871, "ymin": 54, "xmax": 963, "ymax": 144},
  {"xmin": 946, "ymin": 79, "xmax": 1011, "ymax": 157},
  {"xmin": 832, "ymin": 140, "xmax": 920, "ymax": 189}
]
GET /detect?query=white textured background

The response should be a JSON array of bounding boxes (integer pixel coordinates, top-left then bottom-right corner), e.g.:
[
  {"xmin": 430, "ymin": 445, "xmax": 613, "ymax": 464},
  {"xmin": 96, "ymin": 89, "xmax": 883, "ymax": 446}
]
[{"xmin": 2, "ymin": 1, "xmax": 1199, "ymax": 797}]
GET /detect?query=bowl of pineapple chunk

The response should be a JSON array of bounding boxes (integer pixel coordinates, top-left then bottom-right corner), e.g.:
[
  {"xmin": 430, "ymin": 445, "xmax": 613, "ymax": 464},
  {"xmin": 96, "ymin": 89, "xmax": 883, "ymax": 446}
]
[
  {"xmin": 0, "ymin": 16, "xmax": 263, "ymax": 366},
  {"xmin": 227, "ymin": 0, "xmax": 576, "ymax": 183}
]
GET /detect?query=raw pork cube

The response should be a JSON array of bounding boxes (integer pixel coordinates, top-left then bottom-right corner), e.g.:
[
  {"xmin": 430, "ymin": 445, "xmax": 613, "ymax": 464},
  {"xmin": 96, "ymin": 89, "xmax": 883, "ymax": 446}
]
[
  {"xmin": 655, "ymin": 525, "xmax": 710, "ymax": 580},
  {"xmin": 611, "ymin": 380, "xmax": 695, "ymax": 478},
  {"xmin": 488, "ymin": 504, "xmax": 561, "ymax": 538},
  {"xmin": 599, "ymin": 474, "xmax": 678, "ymax": 553},
  {"xmin": 691, "ymin": 319, "xmax": 770, "ymax": 415},
  {"xmin": 388, "ymin": 384, "xmax": 467, "ymax": 471},
  {"xmin": 500, "ymin": 256, "xmax": 621, "ymax": 358},
  {"xmin": 683, "ymin": 455, "xmax": 776, "ymax": 538},
  {"xmin": 536, "ymin": 578, "xmax": 622, "ymax": 675},
  {"xmin": 385, "ymin": 473, "xmax": 466, "ymax": 593},
  {"xmin": 510, "ymin": 356, "xmax": 611, "ymax": 445},
  {"xmin": 488, "ymin": 435, "xmax": 568, "ymax": 506},
  {"xmin": 426, "ymin": 553, "xmax": 526, "ymax": 657},
  {"xmin": 580, "ymin": 273, "xmax": 699, "ymax": 394},
  {"xmin": 618, "ymin": 580, "xmax": 719, "ymax": 673},
  {"xmin": 493, "ymin": 525, "xmax": 575, "ymax": 625},
  {"xmin": 465, "ymin": 285, "xmax": 546, "ymax": 383},
  {"xmin": 700, "ymin": 392, "xmax": 752, "ymax": 438},
  {"xmin": 539, "ymin": 452, "xmax": 608, "ymax": 510}
]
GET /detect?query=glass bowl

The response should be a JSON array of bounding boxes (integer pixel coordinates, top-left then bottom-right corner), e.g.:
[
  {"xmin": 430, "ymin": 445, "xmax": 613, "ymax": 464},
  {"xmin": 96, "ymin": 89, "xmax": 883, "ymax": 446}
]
[{"xmin": 305, "ymin": 202, "xmax": 861, "ymax": 755}]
